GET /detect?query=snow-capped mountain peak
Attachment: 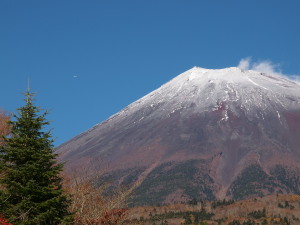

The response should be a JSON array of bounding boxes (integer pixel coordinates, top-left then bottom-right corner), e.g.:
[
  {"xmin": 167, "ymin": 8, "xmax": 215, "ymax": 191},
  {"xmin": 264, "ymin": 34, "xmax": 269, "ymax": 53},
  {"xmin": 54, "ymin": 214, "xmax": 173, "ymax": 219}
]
[
  {"xmin": 111, "ymin": 67, "xmax": 300, "ymax": 126},
  {"xmin": 58, "ymin": 67, "xmax": 300, "ymax": 204}
]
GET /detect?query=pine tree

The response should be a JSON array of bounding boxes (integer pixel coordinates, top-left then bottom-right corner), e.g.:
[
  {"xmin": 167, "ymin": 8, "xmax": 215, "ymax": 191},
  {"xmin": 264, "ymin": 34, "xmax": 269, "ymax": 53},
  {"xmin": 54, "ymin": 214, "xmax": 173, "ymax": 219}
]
[{"xmin": 0, "ymin": 91, "xmax": 73, "ymax": 225}]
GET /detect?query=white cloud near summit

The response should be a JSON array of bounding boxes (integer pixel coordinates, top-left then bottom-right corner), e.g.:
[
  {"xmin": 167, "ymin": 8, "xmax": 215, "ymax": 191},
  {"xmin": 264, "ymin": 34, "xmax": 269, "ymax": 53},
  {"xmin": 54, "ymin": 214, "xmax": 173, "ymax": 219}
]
[
  {"xmin": 238, "ymin": 58, "xmax": 300, "ymax": 82},
  {"xmin": 237, "ymin": 57, "xmax": 251, "ymax": 71},
  {"xmin": 238, "ymin": 57, "xmax": 282, "ymax": 76}
]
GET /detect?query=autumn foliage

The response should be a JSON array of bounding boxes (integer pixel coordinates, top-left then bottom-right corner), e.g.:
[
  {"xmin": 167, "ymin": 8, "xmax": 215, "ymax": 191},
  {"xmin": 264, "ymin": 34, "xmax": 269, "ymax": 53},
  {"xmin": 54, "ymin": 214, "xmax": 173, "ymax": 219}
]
[
  {"xmin": 0, "ymin": 109, "xmax": 10, "ymax": 189},
  {"xmin": 0, "ymin": 110, "xmax": 10, "ymax": 146},
  {"xmin": 0, "ymin": 112, "xmax": 11, "ymax": 224},
  {"xmin": 0, "ymin": 216, "xmax": 12, "ymax": 225},
  {"xmin": 63, "ymin": 170, "xmax": 129, "ymax": 225}
]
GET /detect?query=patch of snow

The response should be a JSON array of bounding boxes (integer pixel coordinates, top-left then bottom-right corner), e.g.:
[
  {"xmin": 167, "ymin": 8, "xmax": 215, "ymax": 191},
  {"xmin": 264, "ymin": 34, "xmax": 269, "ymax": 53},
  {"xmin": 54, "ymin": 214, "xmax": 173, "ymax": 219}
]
[
  {"xmin": 247, "ymin": 77, "xmax": 268, "ymax": 90},
  {"xmin": 277, "ymin": 111, "xmax": 282, "ymax": 124}
]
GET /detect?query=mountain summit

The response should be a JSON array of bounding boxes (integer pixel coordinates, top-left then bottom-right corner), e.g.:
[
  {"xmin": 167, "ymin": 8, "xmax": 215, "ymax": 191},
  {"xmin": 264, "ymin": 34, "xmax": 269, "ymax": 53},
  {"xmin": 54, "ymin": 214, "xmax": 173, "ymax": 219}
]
[{"xmin": 57, "ymin": 67, "xmax": 300, "ymax": 205}]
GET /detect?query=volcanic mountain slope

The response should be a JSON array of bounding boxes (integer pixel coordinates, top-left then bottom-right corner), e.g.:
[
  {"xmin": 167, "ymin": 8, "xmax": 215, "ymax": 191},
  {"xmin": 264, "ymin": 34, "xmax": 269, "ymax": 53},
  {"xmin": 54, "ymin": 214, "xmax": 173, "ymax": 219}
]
[{"xmin": 57, "ymin": 67, "xmax": 300, "ymax": 206}]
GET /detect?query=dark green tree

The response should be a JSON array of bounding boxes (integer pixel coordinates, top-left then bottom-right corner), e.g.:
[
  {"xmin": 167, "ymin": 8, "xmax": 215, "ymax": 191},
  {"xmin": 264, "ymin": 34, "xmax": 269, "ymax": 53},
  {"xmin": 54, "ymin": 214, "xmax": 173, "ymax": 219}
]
[{"xmin": 0, "ymin": 91, "xmax": 73, "ymax": 224}]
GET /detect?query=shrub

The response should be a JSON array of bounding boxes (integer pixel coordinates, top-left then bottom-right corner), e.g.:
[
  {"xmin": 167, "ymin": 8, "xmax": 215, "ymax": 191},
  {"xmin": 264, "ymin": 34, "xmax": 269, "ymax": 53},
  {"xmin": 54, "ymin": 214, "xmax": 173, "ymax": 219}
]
[{"xmin": 0, "ymin": 216, "xmax": 12, "ymax": 225}]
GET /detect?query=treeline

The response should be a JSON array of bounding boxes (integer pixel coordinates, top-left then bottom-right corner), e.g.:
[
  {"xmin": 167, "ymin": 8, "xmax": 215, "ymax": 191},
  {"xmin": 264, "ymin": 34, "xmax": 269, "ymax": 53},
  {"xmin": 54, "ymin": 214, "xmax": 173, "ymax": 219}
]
[{"xmin": 211, "ymin": 199, "xmax": 234, "ymax": 208}]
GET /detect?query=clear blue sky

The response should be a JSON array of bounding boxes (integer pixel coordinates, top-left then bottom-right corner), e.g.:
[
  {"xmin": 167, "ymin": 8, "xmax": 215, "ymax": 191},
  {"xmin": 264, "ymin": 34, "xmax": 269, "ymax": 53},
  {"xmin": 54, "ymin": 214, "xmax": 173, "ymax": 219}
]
[{"xmin": 1, "ymin": 0, "xmax": 300, "ymax": 146}]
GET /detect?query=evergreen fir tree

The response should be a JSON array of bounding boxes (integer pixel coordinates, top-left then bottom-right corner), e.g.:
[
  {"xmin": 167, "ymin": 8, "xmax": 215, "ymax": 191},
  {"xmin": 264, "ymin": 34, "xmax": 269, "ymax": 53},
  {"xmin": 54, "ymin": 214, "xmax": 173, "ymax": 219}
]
[{"xmin": 0, "ymin": 91, "xmax": 73, "ymax": 225}]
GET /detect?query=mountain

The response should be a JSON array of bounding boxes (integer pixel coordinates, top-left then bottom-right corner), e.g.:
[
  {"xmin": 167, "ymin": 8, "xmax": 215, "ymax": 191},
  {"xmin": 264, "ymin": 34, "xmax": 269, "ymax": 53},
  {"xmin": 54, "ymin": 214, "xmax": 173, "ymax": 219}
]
[{"xmin": 57, "ymin": 67, "xmax": 300, "ymax": 206}]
